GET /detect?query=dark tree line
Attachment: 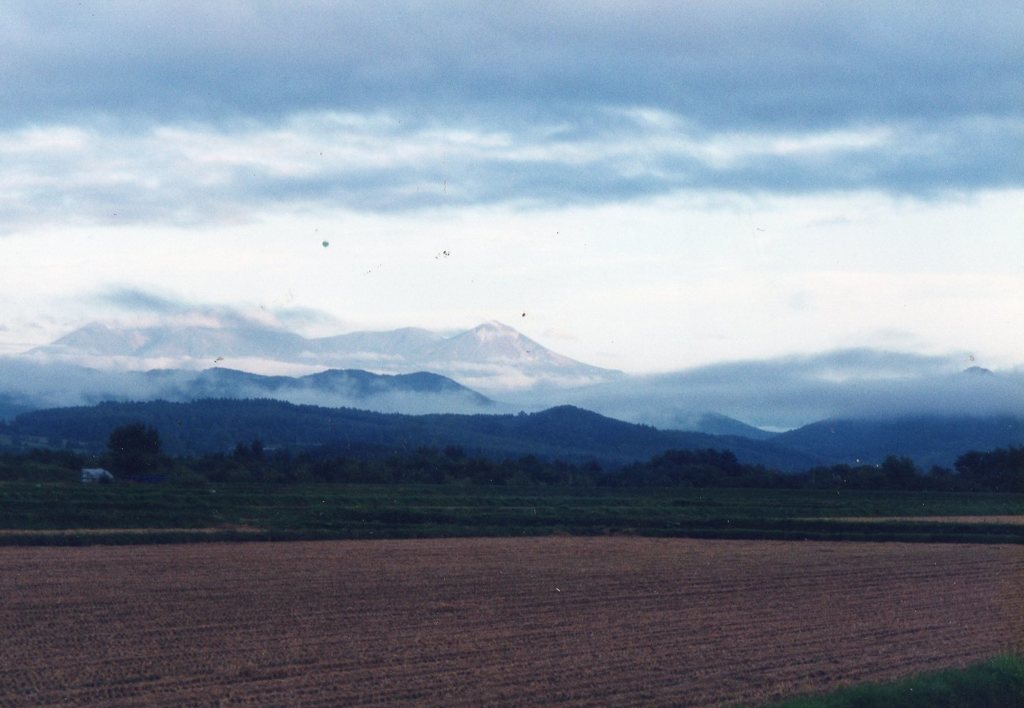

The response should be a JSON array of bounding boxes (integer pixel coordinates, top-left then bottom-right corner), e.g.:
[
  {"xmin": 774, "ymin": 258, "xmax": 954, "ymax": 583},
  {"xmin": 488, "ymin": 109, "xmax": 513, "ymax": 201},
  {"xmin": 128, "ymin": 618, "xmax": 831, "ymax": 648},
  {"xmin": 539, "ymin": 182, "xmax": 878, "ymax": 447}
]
[
  {"xmin": 953, "ymin": 447, "xmax": 1024, "ymax": 493},
  {"xmin": 188, "ymin": 442, "xmax": 602, "ymax": 487},
  {"xmin": 2, "ymin": 422, "xmax": 1022, "ymax": 493},
  {"xmin": 169, "ymin": 443, "xmax": 1024, "ymax": 492},
  {"xmin": 799, "ymin": 449, "xmax": 1023, "ymax": 493}
]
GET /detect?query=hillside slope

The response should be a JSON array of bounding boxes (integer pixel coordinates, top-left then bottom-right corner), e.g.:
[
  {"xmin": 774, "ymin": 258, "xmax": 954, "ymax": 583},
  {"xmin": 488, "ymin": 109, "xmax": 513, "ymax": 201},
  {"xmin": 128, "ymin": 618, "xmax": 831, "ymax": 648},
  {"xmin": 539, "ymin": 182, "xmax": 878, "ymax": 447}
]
[
  {"xmin": 7, "ymin": 400, "xmax": 822, "ymax": 471},
  {"xmin": 774, "ymin": 416, "xmax": 1024, "ymax": 469}
]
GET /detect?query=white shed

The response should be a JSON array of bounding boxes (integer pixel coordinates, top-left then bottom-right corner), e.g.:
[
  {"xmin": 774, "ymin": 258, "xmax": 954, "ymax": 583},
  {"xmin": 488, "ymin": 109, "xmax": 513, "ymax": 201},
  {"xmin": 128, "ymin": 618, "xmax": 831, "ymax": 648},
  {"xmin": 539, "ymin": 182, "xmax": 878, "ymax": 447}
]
[{"xmin": 80, "ymin": 467, "xmax": 114, "ymax": 483}]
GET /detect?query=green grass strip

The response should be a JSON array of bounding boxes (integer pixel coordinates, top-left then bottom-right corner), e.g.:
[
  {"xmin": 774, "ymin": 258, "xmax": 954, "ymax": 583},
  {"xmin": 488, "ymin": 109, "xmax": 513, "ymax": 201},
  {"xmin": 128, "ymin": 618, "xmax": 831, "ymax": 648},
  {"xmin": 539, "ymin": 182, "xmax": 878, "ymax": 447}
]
[{"xmin": 768, "ymin": 654, "xmax": 1024, "ymax": 707}]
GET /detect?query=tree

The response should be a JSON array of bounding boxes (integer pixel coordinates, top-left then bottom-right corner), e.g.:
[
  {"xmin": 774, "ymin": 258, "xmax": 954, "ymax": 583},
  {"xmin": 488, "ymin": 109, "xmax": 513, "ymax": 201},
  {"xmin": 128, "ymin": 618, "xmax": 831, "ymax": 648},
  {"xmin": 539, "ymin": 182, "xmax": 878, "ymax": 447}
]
[
  {"xmin": 106, "ymin": 423, "xmax": 163, "ymax": 478},
  {"xmin": 880, "ymin": 455, "xmax": 920, "ymax": 489},
  {"xmin": 955, "ymin": 447, "xmax": 1024, "ymax": 492},
  {"xmin": 232, "ymin": 439, "xmax": 264, "ymax": 461}
]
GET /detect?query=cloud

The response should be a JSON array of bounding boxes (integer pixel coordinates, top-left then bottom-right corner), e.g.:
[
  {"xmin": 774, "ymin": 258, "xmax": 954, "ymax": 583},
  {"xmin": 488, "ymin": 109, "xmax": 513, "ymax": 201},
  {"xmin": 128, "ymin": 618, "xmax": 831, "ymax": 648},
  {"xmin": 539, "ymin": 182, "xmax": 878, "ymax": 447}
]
[
  {"xmin": 0, "ymin": 357, "xmax": 498, "ymax": 419},
  {"xmin": 3, "ymin": 2, "xmax": 1021, "ymax": 129},
  {"xmin": 272, "ymin": 306, "xmax": 347, "ymax": 332},
  {"xmin": 535, "ymin": 349, "xmax": 1024, "ymax": 430},
  {"xmin": 88, "ymin": 287, "xmax": 340, "ymax": 333},
  {"xmin": 0, "ymin": 3, "xmax": 1020, "ymax": 231},
  {"xmin": 1, "ymin": 109, "xmax": 1021, "ymax": 233},
  {"xmin": 94, "ymin": 288, "xmax": 187, "ymax": 315}
]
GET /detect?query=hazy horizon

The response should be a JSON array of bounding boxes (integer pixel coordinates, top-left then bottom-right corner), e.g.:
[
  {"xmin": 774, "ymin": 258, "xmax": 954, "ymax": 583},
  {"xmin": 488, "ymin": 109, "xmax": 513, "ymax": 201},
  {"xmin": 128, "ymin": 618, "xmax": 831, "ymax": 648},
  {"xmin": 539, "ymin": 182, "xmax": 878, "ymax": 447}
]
[{"xmin": 7, "ymin": 314, "xmax": 1024, "ymax": 432}]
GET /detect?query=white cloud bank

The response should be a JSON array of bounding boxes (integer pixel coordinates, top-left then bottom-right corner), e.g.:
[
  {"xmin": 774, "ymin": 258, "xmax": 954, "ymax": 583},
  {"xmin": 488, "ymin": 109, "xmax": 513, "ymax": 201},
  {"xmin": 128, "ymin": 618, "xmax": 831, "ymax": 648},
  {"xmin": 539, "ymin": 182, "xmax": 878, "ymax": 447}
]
[
  {"xmin": 1, "ymin": 111, "xmax": 1021, "ymax": 234},
  {"xmin": 535, "ymin": 350, "xmax": 1024, "ymax": 431}
]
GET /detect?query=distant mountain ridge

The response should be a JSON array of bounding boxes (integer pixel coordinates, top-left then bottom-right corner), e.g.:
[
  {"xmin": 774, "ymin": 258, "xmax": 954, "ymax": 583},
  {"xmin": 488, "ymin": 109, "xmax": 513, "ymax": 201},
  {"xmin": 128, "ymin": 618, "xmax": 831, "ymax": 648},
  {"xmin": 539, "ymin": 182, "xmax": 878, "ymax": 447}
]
[
  {"xmin": 773, "ymin": 415, "xmax": 1024, "ymax": 470},
  {"xmin": 11, "ymin": 319, "xmax": 1024, "ymax": 464},
  {"xmin": 7, "ymin": 398, "xmax": 1021, "ymax": 472},
  {"xmin": 28, "ymin": 320, "xmax": 622, "ymax": 392},
  {"xmin": 0, "ymin": 359, "xmax": 496, "ymax": 419},
  {"xmin": 668, "ymin": 413, "xmax": 775, "ymax": 440},
  {"xmin": 545, "ymin": 350, "xmax": 1024, "ymax": 432},
  {"xmin": 146, "ymin": 367, "xmax": 494, "ymax": 409}
]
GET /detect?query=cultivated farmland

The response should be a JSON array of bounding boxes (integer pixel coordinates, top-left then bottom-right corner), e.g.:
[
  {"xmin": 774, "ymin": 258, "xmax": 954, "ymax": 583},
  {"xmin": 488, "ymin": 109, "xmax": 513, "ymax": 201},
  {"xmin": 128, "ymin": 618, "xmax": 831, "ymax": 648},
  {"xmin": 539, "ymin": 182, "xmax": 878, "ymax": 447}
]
[{"xmin": 1, "ymin": 538, "xmax": 1022, "ymax": 706}]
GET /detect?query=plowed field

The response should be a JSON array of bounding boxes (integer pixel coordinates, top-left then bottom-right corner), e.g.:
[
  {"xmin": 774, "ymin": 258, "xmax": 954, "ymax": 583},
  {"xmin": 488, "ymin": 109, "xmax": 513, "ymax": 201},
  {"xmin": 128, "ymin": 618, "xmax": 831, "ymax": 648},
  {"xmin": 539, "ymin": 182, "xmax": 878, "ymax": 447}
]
[{"xmin": 2, "ymin": 538, "xmax": 1022, "ymax": 706}]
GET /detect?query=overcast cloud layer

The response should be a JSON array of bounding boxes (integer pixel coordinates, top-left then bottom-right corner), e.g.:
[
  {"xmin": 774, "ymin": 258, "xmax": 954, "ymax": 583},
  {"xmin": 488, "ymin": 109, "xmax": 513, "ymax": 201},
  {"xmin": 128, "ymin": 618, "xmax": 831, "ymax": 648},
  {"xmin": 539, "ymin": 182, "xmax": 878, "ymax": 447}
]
[
  {"xmin": 1, "ymin": 2, "xmax": 1022, "ymax": 373},
  {"xmin": 3, "ymin": 110, "xmax": 1023, "ymax": 232},
  {"xmin": 2, "ymin": 2, "xmax": 1023, "ymax": 227},
  {"xmin": 5, "ymin": 2, "xmax": 1023, "ymax": 128}
]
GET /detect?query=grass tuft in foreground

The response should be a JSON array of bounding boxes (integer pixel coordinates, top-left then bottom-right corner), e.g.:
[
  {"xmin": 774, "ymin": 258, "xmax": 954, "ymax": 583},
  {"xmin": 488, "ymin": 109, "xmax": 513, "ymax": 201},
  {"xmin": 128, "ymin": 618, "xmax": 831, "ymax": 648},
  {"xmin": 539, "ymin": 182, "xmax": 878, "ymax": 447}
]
[{"xmin": 769, "ymin": 654, "xmax": 1024, "ymax": 707}]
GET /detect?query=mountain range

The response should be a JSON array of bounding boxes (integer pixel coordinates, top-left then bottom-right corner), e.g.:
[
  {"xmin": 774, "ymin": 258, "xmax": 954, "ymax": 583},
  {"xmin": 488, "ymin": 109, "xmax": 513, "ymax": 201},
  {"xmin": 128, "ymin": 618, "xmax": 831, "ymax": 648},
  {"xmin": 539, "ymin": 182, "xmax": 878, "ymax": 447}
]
[
  {"xmin": 5, "ymin": 317, "xmax": 1024, "ymax": 469},
  {"xmin": 143, "ymin": 367, "xmax": 494, "ymax": 411},
  {"xmin": 26, "ymin": 319, "xmax": 1024, "ymax": 428},
  {"xmin": 5, "ymin": 398, "xmax": 1022, "ymax": 472},
  {"xmin": 1, "ymin": 399, "xmax": 822, "ymax": 470},
  {"xmin": 0, "ymin": 361, "xmax": 495, "ymax": 421},
  {"xmin": 772, "ymin": 416, "xmax": 1024, "ymax": 471},
  {"xmin": 28, "ymin": 320, "xmax": 622, "ymax": 393}
]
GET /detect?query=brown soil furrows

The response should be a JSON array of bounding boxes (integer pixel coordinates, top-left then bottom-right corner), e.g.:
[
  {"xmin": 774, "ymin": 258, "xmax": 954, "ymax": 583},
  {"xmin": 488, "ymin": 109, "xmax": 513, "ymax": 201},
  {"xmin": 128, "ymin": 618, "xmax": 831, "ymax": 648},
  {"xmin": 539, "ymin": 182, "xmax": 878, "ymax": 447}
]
[{"xmin": 1, "ymin": 538, "xmax": 1021, "ymax": 707}]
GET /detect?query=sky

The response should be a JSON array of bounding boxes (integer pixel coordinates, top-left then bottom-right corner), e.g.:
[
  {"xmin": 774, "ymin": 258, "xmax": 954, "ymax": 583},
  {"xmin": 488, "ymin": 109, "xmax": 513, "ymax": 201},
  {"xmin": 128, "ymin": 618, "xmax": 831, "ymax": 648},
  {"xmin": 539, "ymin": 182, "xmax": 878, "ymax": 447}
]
[{"xmin": 1, "ymin": 1, "xmax": 1022, "ymax": 374}]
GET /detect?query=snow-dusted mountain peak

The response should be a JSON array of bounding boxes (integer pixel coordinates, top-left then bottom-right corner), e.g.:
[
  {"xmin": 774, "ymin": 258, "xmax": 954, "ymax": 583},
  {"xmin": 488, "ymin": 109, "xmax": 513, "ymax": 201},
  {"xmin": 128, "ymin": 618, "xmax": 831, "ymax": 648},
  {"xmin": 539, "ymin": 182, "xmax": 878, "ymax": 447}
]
[
  {"xmin": 471, "ymin": 321, "xmax": 521, "ymax": 338},
  {"xmin": 25, "ymin": 319, "xmax": 623, "ymax": 392}
]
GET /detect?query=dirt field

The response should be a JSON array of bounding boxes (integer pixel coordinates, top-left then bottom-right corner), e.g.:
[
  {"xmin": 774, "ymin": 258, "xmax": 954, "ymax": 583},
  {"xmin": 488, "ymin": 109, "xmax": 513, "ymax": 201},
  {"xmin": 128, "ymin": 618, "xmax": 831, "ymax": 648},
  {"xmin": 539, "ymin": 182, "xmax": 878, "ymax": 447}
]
[{"xmin": 1, "ymin": 538, "xmax": 1022, "ymax": 706}]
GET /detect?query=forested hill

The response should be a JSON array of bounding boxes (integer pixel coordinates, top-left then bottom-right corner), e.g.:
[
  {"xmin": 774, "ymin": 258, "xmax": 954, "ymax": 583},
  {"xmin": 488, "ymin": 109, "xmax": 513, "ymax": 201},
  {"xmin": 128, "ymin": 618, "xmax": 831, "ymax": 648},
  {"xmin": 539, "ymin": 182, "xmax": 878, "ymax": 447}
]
[
  {"xmin": 5, "ymin": 399, "xmax": 822, "ymax": 471},
  {"xmin": 773, "ymin": 416, "xmax": 1024, "ymax": 470}
]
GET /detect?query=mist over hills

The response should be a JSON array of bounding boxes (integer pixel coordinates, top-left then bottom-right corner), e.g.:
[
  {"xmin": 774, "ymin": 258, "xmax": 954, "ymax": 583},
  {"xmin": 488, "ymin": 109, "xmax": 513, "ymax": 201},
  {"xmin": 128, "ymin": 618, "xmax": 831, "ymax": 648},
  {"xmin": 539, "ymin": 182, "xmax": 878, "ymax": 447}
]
[
  {"xmin": 24, "ymin": 318, "xmax": 1024, "ymax": 431},
  {"xmin": 5, "ymin": 317, "xmax": 1024, "ymax": 469},
  {"xmin": 0, "ymin": 359, "xmax": 495, "ymax": 419},
  {"xmin": 773, "ymin": 416, "xmax": 1024, "ymax": 471},
  {"xmin": 534, "ymin": 350, "xmax": 1024, "ymax": 432}
]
